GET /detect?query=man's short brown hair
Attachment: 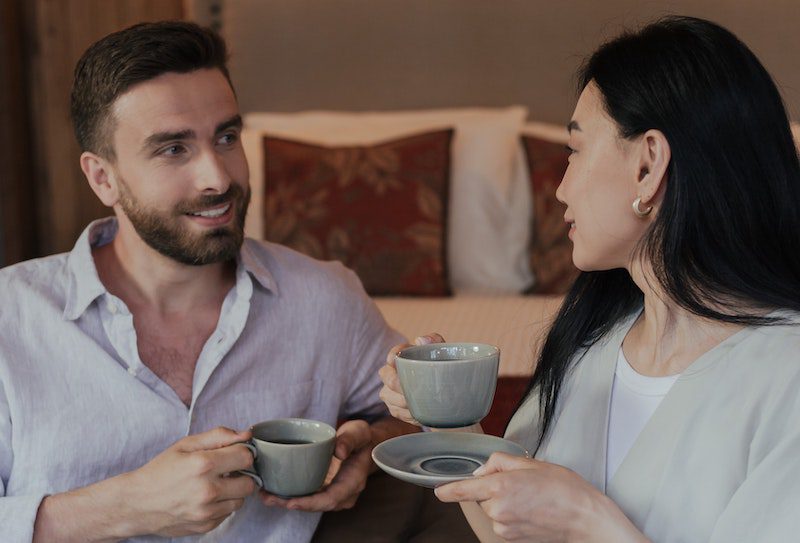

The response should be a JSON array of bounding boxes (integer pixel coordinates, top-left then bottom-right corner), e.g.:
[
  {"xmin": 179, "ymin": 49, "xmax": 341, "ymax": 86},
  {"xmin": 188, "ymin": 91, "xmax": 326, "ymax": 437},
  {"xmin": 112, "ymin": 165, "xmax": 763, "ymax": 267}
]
[{"xmin": 70, "ymin": 21, "xmax": 231, "ymax": 159}]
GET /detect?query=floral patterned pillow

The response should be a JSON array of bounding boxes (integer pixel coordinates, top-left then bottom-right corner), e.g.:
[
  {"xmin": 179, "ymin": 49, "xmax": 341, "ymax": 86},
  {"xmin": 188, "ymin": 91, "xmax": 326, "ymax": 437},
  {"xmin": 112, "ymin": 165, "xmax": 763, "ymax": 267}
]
[
  {"xmin": 262, "ymin": 129, "xmax": 453, "ymax": 296},
  {"xmin": 521, "ymin": 135, "xmax": 580, "ymax": 295}
]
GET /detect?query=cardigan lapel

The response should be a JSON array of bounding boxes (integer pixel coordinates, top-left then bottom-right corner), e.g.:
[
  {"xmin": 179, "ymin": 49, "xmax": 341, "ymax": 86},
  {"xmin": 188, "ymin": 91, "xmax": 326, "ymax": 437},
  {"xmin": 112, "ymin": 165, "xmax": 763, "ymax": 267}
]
[{"xmin": 539, "ymin": 315, "xmax": 636, "ymax": 492}]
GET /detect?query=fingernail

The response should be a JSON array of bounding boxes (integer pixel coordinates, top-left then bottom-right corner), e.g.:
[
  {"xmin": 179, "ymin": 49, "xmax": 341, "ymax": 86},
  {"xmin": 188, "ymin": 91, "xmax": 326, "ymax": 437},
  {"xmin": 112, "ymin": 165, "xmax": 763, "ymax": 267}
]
[
  {"xmin": 433, "ymin": 487, "xmax": 441, "ymax": 498},
  {"xmin": 473, "ymin": 465, "xmax": 487, "ymax": 476},
  {"xmin": 415, "ymin": 336, "xmax": 431, "ymax": 345}
]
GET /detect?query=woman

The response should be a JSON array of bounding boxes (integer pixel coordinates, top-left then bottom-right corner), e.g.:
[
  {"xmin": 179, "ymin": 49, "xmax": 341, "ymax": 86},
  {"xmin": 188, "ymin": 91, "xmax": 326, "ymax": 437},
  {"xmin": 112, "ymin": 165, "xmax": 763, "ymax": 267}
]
[{"xmin": 379, "ymin": 16, "xmax": 800, "ymax": 543}]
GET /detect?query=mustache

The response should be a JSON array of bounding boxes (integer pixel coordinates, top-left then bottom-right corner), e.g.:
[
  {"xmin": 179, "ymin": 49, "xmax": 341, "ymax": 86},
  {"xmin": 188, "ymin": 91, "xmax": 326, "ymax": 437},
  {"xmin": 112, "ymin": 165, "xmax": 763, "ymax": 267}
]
[{"xmin": 177, "ymin": 184, "xmax": 248, "ymax": 214}]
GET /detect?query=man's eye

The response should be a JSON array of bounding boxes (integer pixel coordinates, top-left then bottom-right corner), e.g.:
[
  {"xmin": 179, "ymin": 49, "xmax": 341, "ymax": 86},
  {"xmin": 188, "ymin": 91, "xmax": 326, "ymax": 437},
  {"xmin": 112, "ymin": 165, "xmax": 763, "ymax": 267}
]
[
  {"xmin": 218, "ymin": 133, "xmax": 238, "ymax": 145},
  {"xmin": 161, "ymin": 144, "xmax": 186, "ymax": 157},
  {"xmin": 565, "ymin": 145, "xmax": 576, "ymax": 155}
]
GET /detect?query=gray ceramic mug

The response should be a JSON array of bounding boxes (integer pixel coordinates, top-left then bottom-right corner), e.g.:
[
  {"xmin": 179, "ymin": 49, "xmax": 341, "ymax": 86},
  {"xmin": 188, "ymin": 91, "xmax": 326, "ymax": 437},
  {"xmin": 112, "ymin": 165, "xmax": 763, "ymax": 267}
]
[
  {"xmin": 239, "ymin": 418, "xmax": 336, "ymax": 497},
  {"xmin": 395, "ymin": 342, "xmax": 500, "ymax": 428}
]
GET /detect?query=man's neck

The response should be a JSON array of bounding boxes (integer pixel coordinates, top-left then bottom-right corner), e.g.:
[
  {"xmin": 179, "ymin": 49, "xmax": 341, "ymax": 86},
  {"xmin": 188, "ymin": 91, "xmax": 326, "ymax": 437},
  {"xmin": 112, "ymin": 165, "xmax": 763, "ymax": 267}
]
[{"xmin": 92, "ymin": 229, "xmax": 236, "ymax": 316}]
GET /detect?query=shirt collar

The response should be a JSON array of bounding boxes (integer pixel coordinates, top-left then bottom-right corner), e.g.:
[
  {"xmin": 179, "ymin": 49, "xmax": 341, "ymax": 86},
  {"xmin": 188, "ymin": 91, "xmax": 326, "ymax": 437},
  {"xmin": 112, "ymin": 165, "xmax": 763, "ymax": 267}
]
[
  {"xmin": 239, "ymin": 238, "xmax": 278, "ymax": 293},
  {"xmin": 63, "ymin": 218, "xmax": 118, "ymax": 321},
  {"xmin": 63, "ymin": 218, "xmax": 278, "ymax": 321}
]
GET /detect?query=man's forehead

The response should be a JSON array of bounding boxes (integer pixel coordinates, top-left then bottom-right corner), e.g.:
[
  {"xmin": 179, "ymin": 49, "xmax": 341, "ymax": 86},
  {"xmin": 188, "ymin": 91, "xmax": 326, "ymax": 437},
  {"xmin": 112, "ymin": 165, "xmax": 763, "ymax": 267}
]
[{"xmin": 111, "ymin": 69, "xmax": 238, "ymax": 136}]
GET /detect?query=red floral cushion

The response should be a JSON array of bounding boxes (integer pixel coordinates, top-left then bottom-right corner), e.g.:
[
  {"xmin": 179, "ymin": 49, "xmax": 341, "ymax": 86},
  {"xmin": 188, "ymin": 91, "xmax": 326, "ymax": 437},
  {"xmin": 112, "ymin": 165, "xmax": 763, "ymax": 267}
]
[
  {"xmin": 521, "ymin": 135, "xmax": 580, "ymax": 295},
  {"xmin": 262, "ymin": 130, "xmax": 454, "ymax": 296}
]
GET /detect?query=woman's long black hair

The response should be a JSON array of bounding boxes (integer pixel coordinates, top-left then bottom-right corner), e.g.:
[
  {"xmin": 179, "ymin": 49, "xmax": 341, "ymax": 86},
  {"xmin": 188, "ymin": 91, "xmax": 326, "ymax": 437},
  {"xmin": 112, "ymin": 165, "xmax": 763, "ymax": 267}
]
[{"xmin": 522, "ymin": 16, "xmax": 800, "ymax": 452}]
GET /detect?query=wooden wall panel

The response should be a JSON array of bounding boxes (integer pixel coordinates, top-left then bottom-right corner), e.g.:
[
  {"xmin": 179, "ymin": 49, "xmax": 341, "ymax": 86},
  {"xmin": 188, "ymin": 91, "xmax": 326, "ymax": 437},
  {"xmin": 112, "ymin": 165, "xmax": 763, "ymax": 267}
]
[
  {"xmin": 0, "ymin": 0, "xmax": 37, "ymax": 266},
  {"xmin": 26, "ymin": 0, "xmax": 184, "ymax": 255}
]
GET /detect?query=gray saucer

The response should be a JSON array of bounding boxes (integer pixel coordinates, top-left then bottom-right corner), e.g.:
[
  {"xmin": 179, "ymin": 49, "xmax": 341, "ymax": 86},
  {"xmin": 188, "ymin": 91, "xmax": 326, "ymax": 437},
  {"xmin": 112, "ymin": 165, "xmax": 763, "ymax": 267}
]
[{"xmin": 372, "ymin": 432, "xmax": 529, "ymax": 488}]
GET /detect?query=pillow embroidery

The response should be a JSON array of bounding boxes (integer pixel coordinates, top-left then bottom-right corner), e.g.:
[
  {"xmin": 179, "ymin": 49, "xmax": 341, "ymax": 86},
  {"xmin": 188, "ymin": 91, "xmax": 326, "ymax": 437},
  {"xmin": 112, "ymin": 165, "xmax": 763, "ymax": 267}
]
[
  {"xmin": 263, "ymin": 129, "xmax": 453, "ymax": 296},
  {"xmin": 522, "ymin": 135, "xmax": 579, "ymax": 295}
]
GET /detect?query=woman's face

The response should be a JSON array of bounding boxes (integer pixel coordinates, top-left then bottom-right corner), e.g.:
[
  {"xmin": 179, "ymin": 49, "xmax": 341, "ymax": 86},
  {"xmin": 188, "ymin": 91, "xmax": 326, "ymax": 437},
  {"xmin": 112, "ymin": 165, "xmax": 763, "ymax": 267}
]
[{"xmin": 556, "ymin": 82, "xmax": 650, "ymax": 272}]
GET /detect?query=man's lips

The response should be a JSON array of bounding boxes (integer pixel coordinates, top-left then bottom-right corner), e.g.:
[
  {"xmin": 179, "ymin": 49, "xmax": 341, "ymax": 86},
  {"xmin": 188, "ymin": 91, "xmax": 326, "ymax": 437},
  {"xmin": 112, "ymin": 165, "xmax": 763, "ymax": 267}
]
[
  {"xmin": 186, "ymin": 203, "xmax": 231, "ymax": 218},
  {"xmin": 185, "ymin": 202, "xmax": 234, "ymax": 226}
]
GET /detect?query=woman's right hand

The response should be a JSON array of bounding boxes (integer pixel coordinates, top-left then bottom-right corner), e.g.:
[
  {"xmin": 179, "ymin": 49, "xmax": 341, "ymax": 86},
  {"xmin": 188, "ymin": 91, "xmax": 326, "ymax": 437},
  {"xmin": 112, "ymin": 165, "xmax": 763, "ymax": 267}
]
[{"xmin": 378, "ymin": 333, "xmax": 445, "ymax": 426}]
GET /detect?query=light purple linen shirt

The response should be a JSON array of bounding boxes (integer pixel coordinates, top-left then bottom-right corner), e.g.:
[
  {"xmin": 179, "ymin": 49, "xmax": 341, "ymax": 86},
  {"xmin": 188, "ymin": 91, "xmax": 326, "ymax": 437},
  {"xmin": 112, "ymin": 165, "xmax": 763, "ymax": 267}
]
[{"xmin": 0, "ymin": 218, "xmax": 403, "ymax": 543}]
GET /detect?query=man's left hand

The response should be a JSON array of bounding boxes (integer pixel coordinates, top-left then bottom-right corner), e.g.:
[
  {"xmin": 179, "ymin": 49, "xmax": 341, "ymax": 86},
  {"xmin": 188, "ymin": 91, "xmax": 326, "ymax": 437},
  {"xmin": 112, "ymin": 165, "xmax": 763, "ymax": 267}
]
[{"xmin": 259, "ymin": 419, "xmax": 373, "ymax": 512}]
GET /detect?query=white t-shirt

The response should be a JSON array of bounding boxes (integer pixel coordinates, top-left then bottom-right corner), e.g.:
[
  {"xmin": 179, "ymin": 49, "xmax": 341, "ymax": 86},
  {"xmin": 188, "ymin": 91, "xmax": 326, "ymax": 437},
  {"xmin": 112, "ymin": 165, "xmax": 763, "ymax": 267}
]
[{"xmin": 606, "ymin": 348, "xmax": 680, "ymax": 482}]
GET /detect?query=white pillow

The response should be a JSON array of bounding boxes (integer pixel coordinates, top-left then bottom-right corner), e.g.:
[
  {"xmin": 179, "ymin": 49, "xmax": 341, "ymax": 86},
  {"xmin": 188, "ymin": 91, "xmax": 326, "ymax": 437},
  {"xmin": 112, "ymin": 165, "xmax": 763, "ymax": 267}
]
[
  {"xmin": 522, "ymin": 121, "xmax": 570, "ymax": 145},
  {"xmin": 242, "ymin": 107, "xmax": 532, "ymax": 294}
]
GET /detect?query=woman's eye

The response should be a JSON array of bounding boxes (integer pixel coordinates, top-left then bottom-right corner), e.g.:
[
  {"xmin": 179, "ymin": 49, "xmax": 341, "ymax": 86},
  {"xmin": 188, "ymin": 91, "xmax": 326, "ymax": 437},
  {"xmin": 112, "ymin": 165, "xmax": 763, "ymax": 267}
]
[{"xmin": 565, "ymin": 145, "xmax": 576, "ymax": 155}]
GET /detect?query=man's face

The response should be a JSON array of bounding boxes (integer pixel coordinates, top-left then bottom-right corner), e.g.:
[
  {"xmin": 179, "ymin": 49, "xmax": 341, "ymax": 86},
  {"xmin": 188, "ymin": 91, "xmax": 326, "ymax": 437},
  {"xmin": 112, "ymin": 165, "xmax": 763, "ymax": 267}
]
[{"xmin": 108, "ymin": 68, "xmax": 250, "ymax": 265}]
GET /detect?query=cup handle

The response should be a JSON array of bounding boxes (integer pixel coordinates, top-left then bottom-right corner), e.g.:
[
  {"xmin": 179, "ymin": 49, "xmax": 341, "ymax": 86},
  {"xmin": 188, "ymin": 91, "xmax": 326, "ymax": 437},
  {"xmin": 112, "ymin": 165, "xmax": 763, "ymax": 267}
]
[{"xmin": 235, "ymin": 440, "xmax": 263, "ymax": 488}]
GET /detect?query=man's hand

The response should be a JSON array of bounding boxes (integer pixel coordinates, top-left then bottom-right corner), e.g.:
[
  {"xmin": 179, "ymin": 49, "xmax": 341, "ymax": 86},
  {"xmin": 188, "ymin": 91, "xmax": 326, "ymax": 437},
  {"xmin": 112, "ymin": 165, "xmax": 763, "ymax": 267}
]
[
  {"xmin": 123, "ymin": 426, "xmax": 258, "ymax": 537},
  {"xmin": 259, "ymin": 419, "xmax": 373, "ymax": 512},
  {"xmin": 34, "ymin": 427, "xmax": 259, "ymax": 542}
]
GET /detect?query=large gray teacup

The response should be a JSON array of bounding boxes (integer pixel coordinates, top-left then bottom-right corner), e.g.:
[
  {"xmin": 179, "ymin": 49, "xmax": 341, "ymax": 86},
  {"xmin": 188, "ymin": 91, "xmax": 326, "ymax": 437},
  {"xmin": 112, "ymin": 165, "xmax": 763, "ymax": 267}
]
[
  {"xmin": 240, "ymin": 418, "xmax": 336, "ymax": 497},
  {"xmin": 395, "ymin": 342, "xmax": 500, "ymax": 428}
]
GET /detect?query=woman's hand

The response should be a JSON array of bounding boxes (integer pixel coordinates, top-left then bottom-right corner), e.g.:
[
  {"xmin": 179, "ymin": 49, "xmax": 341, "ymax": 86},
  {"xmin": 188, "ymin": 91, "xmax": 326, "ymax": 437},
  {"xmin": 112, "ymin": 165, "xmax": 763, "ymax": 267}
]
[
  {"xmin": 378, "ymin": 333, "xmax": 445, "ymax": 426},
  {"xmin": 435, "ymin": 453, "xmax": 649, "ymax": 543}
]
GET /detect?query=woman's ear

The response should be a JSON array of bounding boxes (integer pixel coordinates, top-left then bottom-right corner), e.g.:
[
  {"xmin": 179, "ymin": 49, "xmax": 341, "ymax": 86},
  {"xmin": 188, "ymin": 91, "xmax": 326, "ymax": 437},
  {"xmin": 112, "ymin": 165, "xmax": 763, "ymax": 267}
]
[
  {"xmin": 636, "ymin": 129, "xmax": 671, "ymax": 206},
  {"xmin": 80, "ymin": 152, "xmax": 119, "ymax": 207}
]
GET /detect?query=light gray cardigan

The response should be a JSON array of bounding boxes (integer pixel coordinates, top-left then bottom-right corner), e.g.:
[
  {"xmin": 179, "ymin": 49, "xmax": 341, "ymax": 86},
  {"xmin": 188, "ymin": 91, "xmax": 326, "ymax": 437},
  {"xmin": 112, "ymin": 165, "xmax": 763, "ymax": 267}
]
[{"xmin": 506, "ymin": 311, "xmax": 800, "ymax": 542}]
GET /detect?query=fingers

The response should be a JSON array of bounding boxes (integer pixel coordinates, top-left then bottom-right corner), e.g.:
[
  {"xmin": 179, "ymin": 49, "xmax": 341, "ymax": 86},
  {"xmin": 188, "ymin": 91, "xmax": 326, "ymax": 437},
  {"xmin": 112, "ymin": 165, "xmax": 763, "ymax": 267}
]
[
  {"xmin": 177, "ymin": 427, "xmax": 252, "ymax": 453},
  {"xmin": 378, "ymin": 387, "xmax": 418, "ymax": 425},
  {"xmin": 384, "ymin": 332, "xmax": 445, "ymax": 367},
  {"xmin": 378, "ymin": 363, "xmax": 403, "ymax": 393},
  {"xmin": 434, "ymin": 475, "xmax": 497, "ymax": 503},
  {"xmin": 334, "ymin": 420, "xmax": 371, "ymax": 461},
  {"xmin": 194, "ymin": 442, "xmax": 258, "ymax": 476},
  {"xmin": 216, "ymin": 473, "xmax": 259, "ymax": 500},
  {"xmin": 378, "ymin": 384, "xmax": 407, "ymax": 409},
  {"xmin": 414, "ymin": 333, "xmax": 445, "ymax": 345},
  {"xmin": 260, "ymin": 480, "xmax": 352, "ymax": 512},
  {"xmin": 385, "ymin": 342, "xmax": 410, "ymax": 367},
  {"xmin": 473, "ymin": 452, "xmax": 538, "ymax": 477}
]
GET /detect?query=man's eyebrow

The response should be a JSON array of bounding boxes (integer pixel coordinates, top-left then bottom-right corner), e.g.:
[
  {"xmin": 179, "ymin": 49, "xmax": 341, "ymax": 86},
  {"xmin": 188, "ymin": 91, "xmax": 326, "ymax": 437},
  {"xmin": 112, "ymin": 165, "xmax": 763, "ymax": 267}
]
[
  {"xmin": 567, "ymin": 120, "xmax": 581, "ymax": 133},
  {"xmin": 215, "ymin": 115, "xmax": 243, "ymax": 134},
  {"xmin": 142, "ymin": 116, "xmax": 242, "ymax": 151},
  {"xmin": 143, "ymin": 129, "xmax": 194, "ymax": 149}
]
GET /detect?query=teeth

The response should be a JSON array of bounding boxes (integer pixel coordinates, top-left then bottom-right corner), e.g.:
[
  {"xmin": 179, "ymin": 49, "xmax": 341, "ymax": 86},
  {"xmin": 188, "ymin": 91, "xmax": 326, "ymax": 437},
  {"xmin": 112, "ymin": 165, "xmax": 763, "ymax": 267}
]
[{"xmin": 190, "ymin": 204, "xmax": 230, "ymax": 218}]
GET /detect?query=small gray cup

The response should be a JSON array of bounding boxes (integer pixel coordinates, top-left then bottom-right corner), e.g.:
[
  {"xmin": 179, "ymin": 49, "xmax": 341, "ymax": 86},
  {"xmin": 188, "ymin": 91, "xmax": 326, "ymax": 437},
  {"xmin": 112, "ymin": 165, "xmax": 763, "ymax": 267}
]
[
  {"xmin": 240, "ymin": 418, "xmax": 336, "ymax": 497},
  {"xmin": 395, "ymin": 342, "xmax": 500, "ymax": 428}
]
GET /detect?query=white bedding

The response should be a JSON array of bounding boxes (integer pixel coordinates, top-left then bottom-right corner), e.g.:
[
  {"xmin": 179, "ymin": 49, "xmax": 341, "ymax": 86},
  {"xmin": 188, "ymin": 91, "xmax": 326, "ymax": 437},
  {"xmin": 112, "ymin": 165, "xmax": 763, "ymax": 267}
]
[{"xmin": 374, "ymin": 294, "xmax": 563, "ymax": 376}]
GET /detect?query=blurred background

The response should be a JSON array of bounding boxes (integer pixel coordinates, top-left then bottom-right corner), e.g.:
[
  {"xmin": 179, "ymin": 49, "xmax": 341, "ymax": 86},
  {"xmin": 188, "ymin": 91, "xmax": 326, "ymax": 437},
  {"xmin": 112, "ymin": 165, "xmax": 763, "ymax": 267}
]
[{"xmin": 1, "ymin": 0, "xmax": 798, "ymax": 268}]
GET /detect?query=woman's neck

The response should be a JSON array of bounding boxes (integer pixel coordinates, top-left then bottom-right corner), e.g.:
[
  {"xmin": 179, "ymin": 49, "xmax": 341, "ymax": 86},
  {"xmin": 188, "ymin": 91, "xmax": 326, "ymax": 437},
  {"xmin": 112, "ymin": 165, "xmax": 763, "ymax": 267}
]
[{"xmin": 622, "ymin": 264, "xmax": 745, "ymax": 377}]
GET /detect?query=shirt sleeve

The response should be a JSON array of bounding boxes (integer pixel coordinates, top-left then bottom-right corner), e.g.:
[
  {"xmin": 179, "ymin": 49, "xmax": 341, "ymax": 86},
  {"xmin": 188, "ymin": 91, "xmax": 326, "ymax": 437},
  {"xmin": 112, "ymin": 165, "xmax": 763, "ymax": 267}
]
[
  {"xmin": 338, "ymin": 271, "xmax": 405, "ymax": 421},
  {"xmin": 0, "ymin": 379, "xmax": 47, "ymax": 543},
  {"xmin": 708, "ymin": 383, "xmax": 800, "ymax": 542}
]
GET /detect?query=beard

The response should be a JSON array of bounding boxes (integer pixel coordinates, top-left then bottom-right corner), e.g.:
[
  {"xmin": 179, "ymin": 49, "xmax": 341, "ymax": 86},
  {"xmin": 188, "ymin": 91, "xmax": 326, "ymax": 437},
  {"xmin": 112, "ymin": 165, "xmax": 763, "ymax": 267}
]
[{"xmin": 117, "ymin": 179, "xmax": 250, "ymax": 266}]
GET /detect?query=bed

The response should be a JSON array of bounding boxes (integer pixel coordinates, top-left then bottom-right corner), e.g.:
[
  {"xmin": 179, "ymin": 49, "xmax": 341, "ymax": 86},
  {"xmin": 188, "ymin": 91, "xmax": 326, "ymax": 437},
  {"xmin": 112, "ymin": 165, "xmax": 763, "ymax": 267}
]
[{"xmin": 240, "ymin": 108, "xmax": 578, "ymax": 435}]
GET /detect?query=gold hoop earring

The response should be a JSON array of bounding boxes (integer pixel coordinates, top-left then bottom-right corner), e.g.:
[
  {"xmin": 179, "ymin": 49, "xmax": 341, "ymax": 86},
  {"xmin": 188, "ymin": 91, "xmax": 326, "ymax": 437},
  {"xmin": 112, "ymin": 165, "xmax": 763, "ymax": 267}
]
[{"xmin": 632, "ymin": 197, "xmax": 653, "ymax": 218}]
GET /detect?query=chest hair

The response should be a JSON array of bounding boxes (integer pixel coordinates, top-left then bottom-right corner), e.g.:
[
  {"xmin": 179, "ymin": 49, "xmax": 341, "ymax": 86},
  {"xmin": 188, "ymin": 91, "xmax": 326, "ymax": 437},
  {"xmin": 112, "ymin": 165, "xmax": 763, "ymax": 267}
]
[{"xmin": 136, "ymin": 321, "xmax": 215, "ymax": 406}]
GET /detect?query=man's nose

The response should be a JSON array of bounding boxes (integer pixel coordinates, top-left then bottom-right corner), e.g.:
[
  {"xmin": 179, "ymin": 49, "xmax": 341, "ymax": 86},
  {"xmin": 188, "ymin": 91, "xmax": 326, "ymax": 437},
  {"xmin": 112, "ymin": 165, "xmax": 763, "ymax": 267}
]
[{"xmin": 195, "ymin": 148, "xmax": 232, "ymax": 194}]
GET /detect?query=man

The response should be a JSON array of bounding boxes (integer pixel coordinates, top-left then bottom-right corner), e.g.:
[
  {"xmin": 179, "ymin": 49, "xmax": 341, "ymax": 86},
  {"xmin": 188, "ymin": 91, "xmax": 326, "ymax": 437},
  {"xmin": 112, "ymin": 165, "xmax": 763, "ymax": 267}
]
[{"xmin": 0, "ymin": 21, "xmax": 414, "ymax": 542}]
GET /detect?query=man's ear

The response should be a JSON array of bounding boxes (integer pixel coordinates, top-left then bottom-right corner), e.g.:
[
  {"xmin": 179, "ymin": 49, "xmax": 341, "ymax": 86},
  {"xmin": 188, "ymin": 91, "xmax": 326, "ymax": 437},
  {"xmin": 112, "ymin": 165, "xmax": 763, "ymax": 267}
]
[
  {"xmin": 635, "ymin": 129, "xmax": 671, "ymax": 207},
  {"xmin": 80, "ymin": 151, "xmax": 119, "ymax": 207}
]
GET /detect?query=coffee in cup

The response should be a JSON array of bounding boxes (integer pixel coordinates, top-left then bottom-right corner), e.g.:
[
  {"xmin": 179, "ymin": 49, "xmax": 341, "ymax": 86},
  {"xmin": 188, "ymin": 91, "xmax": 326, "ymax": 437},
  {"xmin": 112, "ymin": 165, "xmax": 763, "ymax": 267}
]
[{"xmin": 239, "ymin": 418, "xmax": 336, "ymax": 497}]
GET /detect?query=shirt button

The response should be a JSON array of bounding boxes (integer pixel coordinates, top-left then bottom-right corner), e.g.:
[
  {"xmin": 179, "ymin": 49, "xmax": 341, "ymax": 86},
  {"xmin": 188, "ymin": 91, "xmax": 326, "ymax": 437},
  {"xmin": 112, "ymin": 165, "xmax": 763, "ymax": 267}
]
[
  {"xmin": 217, "ymin": 334, "xmax": 225, "ymax": 343},
  {"xmin": 127, "ymin": 367, "xmax": 137, "ymax": 376},
  {"xmin": 107, "ymin": 301, "xmax": 118, "ymax": 314}
]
